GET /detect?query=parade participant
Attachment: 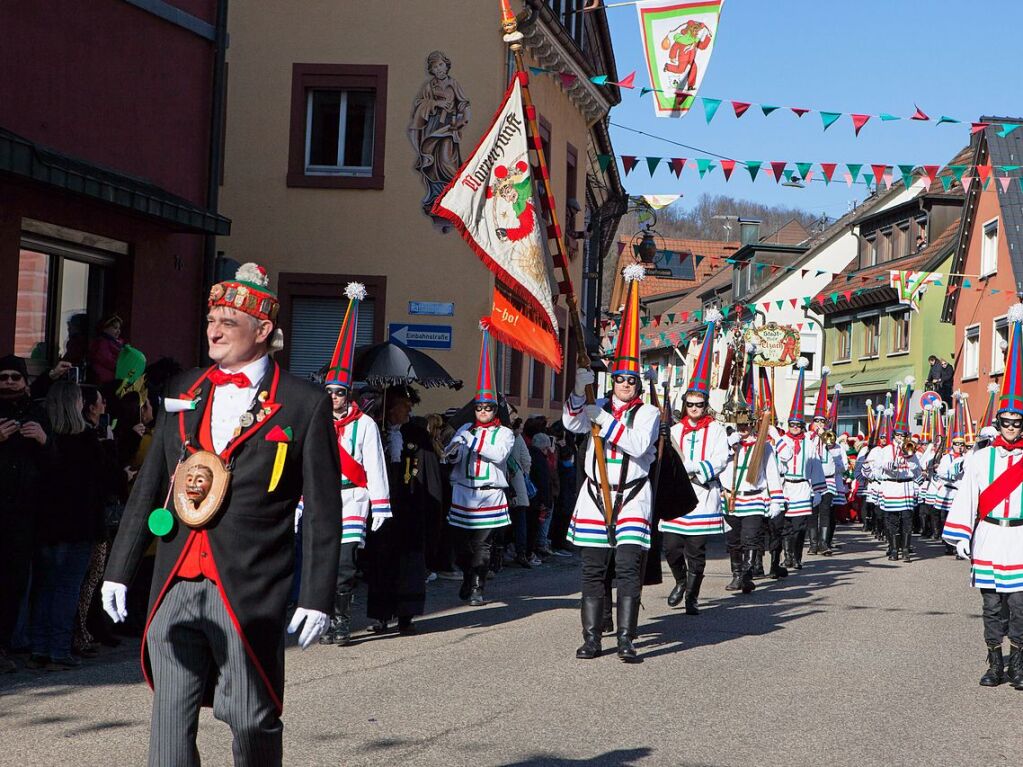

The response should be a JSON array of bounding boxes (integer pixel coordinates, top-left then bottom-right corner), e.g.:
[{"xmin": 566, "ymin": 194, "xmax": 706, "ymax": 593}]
[
  {"xmin": 820, "ymin": 384, "xmax": 848, "ymax": 552},
  {"xmin": 319, "ymin": 283, "xmax": 390, "ymax": 646},
  {"xmin": 659, "ymin": 308, "xmax": 728, "ymax": 613},
  {"xmin": 775, "ymin": 358, "xmax": 825, "ymax": 570},
  {"xmin": 864, "ymin": 402, "xmax": 890, "ymax": 540},
  {"xmin": 807, "ymin": 368, "xmax": 842, "ymax": 556},
  {"xmin": 943, "ymin": 304, "xmax": 1023, "ymax": 688},
  {"xmin": 368, "ymin": 384, "xmax": 437, "ymax": 633},
  {"xmin": 719, "ymin": 399, "xmax": 783, "ymax": 594},
  {"xmin": 564, "ymin": 265, "xmax": 659, "ymax": 663},
  {"xmin": 101, "ymin": 264, "xmax": 342, "ymax": 766},
  {"xmin": 931, "ymin": 397, "xmax": 968, "ymax": 554},
  {"xmin": 755, "ymin": 365, "xmax": 783, "ymax": 578},
  {"xmin": 870, "ymin": 378, "xmax": 921, "ymax": 562},
  {"xmin": 445, "ymin": 323, "xmax": 515, "ymax": 607},
  {"xmin": 917, "ymin": 405, "xmax": 941, "ymax": 540}
]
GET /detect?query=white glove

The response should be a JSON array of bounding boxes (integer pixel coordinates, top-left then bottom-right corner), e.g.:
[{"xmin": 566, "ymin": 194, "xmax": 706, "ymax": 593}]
[
  {"xmin": 574, "ymin": 368, "xmax": 595, "ymax": 396},
  {"xmin": 585, "ymin": 404, "xmax": 607, "ymax": 424},
  {"xmin": 768, "ymin": 501, "xmax": 785, "ymax": 519},
  {"xmin": 955, "ymin": 539, "xmax": 970, "ymax": 559},
  {"xmin": 371, "ymin": 515, "xmax": 387, "ymax": 532},
  {"xmin": 294, "ymin": 499, "xmax": 304, "ymax": 533},
  {"xmin": 287, "ymin": 608, "xmax": 329, "ymax": 649},
  {"xmin": 101, "ymin": 581, "xmax": 128, "ymax": 623}
]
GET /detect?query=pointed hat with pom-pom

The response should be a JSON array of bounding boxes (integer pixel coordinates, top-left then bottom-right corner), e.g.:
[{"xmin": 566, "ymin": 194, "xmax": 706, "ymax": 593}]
[
  {"xmin": 892, "ymin": 375, "xmax": 914, "ymax": 435},
  {"xmin": 813, "ymin": 365, "xmax": 831, "ymax": 420},
  {"xmin": 686, "ymin": 306, "xmax": 722, "ymax": 397},
  {"xmin": 208, "ymin": 262, "xmax": 280, "ymax": 323},
  {"xmin": 474, "ymin": 319, "xmax": 499, "ymax": 404},
  {"xmin": 786, "ymin": 357, "xmax": 810, "ymax": 424},
  {"xmin": 828, "ymin": 383, "xmax": 842, "ymax": 431},
  {"xmin": 998, "ymin": 303, "xmax": 1023, "ymax": 416},
  {"xmin": 611, "ymin": 264, "xmax": 646, "ymax": 379},
  {"xmin": 324, "ymin": 282, "xmax": 367, "ymax": 389},
  {"xmin": 979, "ymin": 381, "xmax": 999, "ymax": 431}
]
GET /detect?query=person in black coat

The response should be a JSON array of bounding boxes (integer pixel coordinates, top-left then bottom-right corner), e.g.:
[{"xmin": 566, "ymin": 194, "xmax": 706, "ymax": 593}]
[
  {"xmin": 366, "ymin": 386, "xmax": 441, "ymax": 634},
  {"xmin": 102, "ymin": 264, "xmax": 342, "ymax": 766},
  {"xmin": 0, "ymin": 354, "xmax": 52, "ymax": 673}
]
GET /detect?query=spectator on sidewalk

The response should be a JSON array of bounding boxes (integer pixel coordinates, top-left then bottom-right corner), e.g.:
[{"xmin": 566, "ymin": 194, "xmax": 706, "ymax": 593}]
[
  {"xmin": 0, "ymin": 354, "xmax": 51, "ymax": 673},
  {"xmin": 29, "ymin": 380, "xmax": 120, "ymax": 670},
  {"xmin": 531, "ymin": 433, "xmax": 555, "ymax": 559}
]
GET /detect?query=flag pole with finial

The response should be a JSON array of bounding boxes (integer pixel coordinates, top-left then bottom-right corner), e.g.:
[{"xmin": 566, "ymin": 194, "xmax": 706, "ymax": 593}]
[{"xmin": 500, "ymin": 0, "xmax": 615, "ymax": 535}]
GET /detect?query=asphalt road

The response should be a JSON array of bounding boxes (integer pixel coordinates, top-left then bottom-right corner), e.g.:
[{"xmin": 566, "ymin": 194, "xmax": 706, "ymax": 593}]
[{"xmin": 2, "ymin": 529, "xmax": 1021, "ymax": 766}]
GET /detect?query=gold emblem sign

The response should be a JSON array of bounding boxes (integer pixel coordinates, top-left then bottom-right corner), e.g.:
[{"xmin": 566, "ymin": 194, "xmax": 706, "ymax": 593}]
[{"xmin": 173, "ymin": 450, "xmax": 231, "ymax": 528}]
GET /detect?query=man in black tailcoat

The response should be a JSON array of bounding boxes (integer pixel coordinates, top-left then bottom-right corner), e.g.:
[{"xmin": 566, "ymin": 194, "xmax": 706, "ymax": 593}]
[{"xmin": 101, "ymin": 263, "xmax": 342, "ymax": 766}]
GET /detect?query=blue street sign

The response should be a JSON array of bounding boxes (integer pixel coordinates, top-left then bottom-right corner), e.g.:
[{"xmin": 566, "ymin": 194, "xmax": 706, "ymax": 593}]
[
  {"xmin": 389, "ymin": 323, "xmax": 453, "ymax": 350},
  {"xmin": 408, "ymin": 301, "xmax": 454, "ymax": 316}
]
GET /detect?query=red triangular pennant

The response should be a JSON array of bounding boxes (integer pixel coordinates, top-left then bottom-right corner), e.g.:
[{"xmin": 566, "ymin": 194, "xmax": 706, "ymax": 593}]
[
  {"xmin": 622, "ymin": 156, "xmax": 639, "ymax": 175},
  {"xmin": 790, "ymin": 107, "xmax": 810, "ymax": 118},
  {"xmin": 614, "ymin": 71, "xmax": 636, "ymax": 89},
  {"xmin": 720, "ymin": 159, "xmax": 736, "ymax": 181},
  {"xmin": 669, "ymin": 157, "xmax": 686, "ymax": 178},
  {"xmin": 788, "ymin": 298, "xmax": 797, "ymax": 308},
  {"xmin": 976, "ymin": 164, "xmax": 992, "ymax": 184},
  {"xmin": 732, "ymin": 101, "xmax": 751, "ymax": 118},
  {"xmin": 922, "ymin": 165, "xmax": 941, "ymax": 186},
  {"xmin": 558, "ymin": 73, "xmax": 578, "ymax": 89},
  {"xmin": 770, "ymin": 161, "xmax": 787, "ymax": 182},
  {"xmin": 820, "ymin": 162, "xmax": 837, "ymax": 183},
  {"xmin": 910, "ymin": 105, "xmax": 930, "ymax": 121},
  {"xmin": 870, "ymin": 164, "xmax": 888, "ymax": 186},
  {"xmin": 851, "ymin": 113, "xmax": 871, "ymax": 136},
  {"xmin": 971, "ymin": 122, "xmax": 991, "ymax": 135}
]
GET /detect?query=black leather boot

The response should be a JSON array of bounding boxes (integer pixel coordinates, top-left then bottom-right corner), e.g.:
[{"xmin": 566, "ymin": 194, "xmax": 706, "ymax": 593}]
[
  {"xmin": 768, "ymin": 550, "xmax": 788, "ymax": 579},
  {"xmin": 334, "ymin": 590, "xmax": 353, "ymax": 646},
  {"xmin": 980, "ymin": 646, "xmax": 1006, "ymax": 687},
  {"xmin": 783, "ymin": 539, "xmax": 795, "ymax": 569},
  {"xmin": 684, "ymin": 573, "xmax": 703, "ymax": 615},
  {"xmin": 666, "ymin": 580, "xmax": 686, "ymax": 607},
  {"xmin": 319, "ymin": 589, "xmax": 349, "ymax": 645},
  {"xmin": 792, "ymin": 534, "xmax": 804, "ymax": 570},
  {"xmin": 902, "ymin": 528, "xmax": 912, "ymax": 562},
  {"xmin": 576, "ymin": 597, "xmax": 603, "ymax": 660},
  {"xmin": 807, "ymin": 521, "xmax": 819, "ymax": 555},
  {"xmin": 725, "ymin": 552, "xmax": 743, "ymax": 591},
  {"xmin": 616, "ymin": 595, "xmax": 641, "ymax": 663},
  {"xmin": 752, "ymin": 552, "xmax": 766, "ymax": 579},
  {"xmin": 1007, "ymin": 644, "xmax": 1023, "ymax": 689},
  {"xmin": 458, "ymin": 570, "xmax": 472, "ymax": 601},
  {"xmin": 740, "ymin": 550, "xmax": 756, "ymax": 594},
  {"xmin": 469, "ymin": 573, "xmax": 485, "ymax": 606}
]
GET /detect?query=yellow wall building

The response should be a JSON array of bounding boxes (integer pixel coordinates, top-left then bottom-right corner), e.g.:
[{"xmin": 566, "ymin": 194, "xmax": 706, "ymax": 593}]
[{"xmin": 218, "ymin": 0, "xmax": 625, "ymax": 417}]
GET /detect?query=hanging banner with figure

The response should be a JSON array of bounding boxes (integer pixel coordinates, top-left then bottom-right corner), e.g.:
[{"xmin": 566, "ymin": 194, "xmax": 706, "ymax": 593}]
[
  {"xmin": 637, "ymin": 0, "xmax": 724, "ymax": 118},
  {"xmin": 889, "ymin": 270, "xmax": 940, "ymax": 312},
  {"xmin": 433, "ymin": 74, "xmax": 562, "ymax": 370}
]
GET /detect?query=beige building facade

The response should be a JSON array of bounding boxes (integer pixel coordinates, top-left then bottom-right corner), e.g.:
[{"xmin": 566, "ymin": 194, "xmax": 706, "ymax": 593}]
[{"xmin": 218, "ymin": 0, "xmax": 624, "ymax": 415}]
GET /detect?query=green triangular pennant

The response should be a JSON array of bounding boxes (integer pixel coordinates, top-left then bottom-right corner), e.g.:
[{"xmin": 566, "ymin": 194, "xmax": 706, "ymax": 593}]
[
  {"xmin": 746, "ymin": 160, "xmax": 762, "ymax": 181},
  {"xmin": 846, "ymin": 163, "xmax": 863, "ymax": 183},
  {"xmin": 879, "ymin": 113, "xmax": 901, "ymax": 121},
  {"xmin": 947, "ymin": 165, "xmax": 966, "ymax": 182},
  {"xmin": 597, "ymin": 154, "xmax": 612, "ymax": 172},
  {"xmin": 703, "ymin": 98, "xmax": 722, "ymax": 123},
  {"xmin": 936, "ymin": 116, "xmax": 961, "ymax": 125},
  {"xmin": 940, "ymin": 175, "xmax": 953, "ymax": 191},
  {"xmin": 821, "ymin": 111, "xmax": 842, "ymax": 130},
  {"xmin": 696, "ymin": 158, "xmax": 715, "ymax": 178},
  {"xmin": 761, "ymin": 104, "xmax": 779, "ymax": 116},
  {"xmin": 897, "ymin": 164, "xmax": 915, "ymax": 189},
  {"xmin": 795, "ymin": 162, "xmax": 813, "ymax": 181},
  {"xmin": 646, "ymin": 157, "xmax": 661, "ymax": 176}
]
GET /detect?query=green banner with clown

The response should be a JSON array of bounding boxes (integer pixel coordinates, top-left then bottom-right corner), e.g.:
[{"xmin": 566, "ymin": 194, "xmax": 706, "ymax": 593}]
[{"xmin": 637, "ymin": 0, "xmax": 724, "ymax": 118}]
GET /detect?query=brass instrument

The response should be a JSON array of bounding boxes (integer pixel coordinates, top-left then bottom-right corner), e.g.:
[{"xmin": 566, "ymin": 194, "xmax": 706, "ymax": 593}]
[
  {"xmin": 821, "ymin": 430, "xmax": 836, "ymax": 448},
  {"xmin": 902, "ymin": 437, "xmax": 917, "ymax": 457}
]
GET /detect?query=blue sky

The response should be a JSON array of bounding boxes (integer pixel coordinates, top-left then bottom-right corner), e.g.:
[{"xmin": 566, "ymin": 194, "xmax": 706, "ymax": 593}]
[{"xmin": 606, "ymin": 0, "xmax": 1023, "ymax": 221}]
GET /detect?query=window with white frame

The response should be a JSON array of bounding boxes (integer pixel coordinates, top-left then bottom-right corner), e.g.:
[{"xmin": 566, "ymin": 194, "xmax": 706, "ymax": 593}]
[
  {"xmin": 889, "ymin": 310, "xmax": 910, "ymax": 354},
  {"xmin": 992, "ymin": 316, "xmax": 1009, "ymax": 375},
  {"xmin": 963, "ymin": 324, "xmax": 980, "ymax": 379},
  {"xmin": 981, "ymin": 218, "xmax": 999, "ymax": 276},
  {"xmin": 306, "ymin": 89, "xmax": 376, "ymax": 176}
]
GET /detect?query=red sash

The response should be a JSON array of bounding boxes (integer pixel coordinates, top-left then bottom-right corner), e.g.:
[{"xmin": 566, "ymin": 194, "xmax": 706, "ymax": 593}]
[
  {"xmin": 977, "ymin": 451, "xmax": 1023, "ymax": 521},
  {"xmin": 335, "ymin": 407, "xmax": 369, "ymax": 488}
]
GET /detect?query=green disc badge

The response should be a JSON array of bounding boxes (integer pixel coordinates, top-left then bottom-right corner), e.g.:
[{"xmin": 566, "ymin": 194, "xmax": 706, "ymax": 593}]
[{"xmin": 148, "ymin": 507, "xmax": 175, "ymax": 536}]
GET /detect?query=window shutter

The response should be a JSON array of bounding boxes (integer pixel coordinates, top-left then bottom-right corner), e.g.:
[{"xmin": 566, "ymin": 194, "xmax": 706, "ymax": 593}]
[{"xmin": 288, "ymin": 296, "xmax": 375, "ymax": 379}]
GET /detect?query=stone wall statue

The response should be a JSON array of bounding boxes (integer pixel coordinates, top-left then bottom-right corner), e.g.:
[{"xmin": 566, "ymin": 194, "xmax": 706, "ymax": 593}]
[{"xmin": 408, "ymin": 50, "xmax": 470, "ymax": 229}]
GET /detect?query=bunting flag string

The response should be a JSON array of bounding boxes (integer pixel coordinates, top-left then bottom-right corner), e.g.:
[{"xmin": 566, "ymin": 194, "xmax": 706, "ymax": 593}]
[{"xmin": 601, "ymin": 152, "xmax": 1022, "ymax": 192}]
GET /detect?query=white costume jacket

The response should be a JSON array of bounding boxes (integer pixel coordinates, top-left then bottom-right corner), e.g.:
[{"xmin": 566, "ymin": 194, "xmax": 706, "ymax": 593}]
[
  {"xmin": 943, "ymin": 441, "xmax": 1023, "ymax": 592},
  {"xmin": 659, "ymin": 417, "xmax": 729, "ymax": 535},
  {"xmin": 775, "ymin": 432, "xmax": 825, "ymax": 516},
  {"xmin": 334, "ymin": 407, "xmax": 391, "ymax": 547},
  {"xmin": 719, "ymin": 436, "xmax": 784, "ymax": 518},
  {"xmin": 446, "ymin": 422, "xmax": 516, "ymax": 530},
  {"xmin": 563, "ymin": 393, "xmax": 659, "ymax": 549},
  {"xmin": 868, "ymin": 443, "xmax": 922, "ymax": 514}
]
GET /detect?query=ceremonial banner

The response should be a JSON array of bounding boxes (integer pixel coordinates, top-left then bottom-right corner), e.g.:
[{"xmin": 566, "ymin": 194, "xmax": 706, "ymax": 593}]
[
  {"xmin": 433, "ymin": 74, "xmax": 562, "ymax": 370},
  {"xmin": 889, "ymin": 270, "xmax": 940, "ymax": 312},
  {"xmin": 637, "ymin": 0, "xmax": 724, "ymax": 118},
  {"xmin": 745, "ymin": 323, "xmax": 800, "ymax": 367}
]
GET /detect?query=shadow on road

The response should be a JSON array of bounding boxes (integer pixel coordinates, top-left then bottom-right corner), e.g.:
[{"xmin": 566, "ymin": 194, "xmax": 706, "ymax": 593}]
[{"xmin": 497, "ymin": 747, "xmax": 654, "ymax": 766}]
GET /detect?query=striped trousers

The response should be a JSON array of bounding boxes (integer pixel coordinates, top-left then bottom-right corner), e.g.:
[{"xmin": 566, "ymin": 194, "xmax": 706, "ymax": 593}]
[{"xmin": 146, "ymin": 578, "xmax": 282, "ymax": 766}]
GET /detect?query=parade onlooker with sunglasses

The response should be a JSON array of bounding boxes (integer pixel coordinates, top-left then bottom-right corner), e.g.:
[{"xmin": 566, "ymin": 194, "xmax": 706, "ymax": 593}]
[{"xmin": 0, "ymin": 355, "xmax": 51, "ymax": 673}]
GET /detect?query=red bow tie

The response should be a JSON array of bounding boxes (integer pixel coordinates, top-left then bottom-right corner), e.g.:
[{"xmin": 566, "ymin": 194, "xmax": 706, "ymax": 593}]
[{"xmin": 209, "ymin": 369, "xmax": 252, "ymax": 388}]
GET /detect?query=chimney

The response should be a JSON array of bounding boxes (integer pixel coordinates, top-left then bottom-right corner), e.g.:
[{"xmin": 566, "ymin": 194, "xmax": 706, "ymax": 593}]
[{"xmin": 738, "ymin": 218, "xmax": 761, "ymax": 246}]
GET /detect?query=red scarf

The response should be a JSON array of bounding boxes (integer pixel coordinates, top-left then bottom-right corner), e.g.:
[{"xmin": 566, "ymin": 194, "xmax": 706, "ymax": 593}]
[
  {"xmin": 679, "ymin": 414, "xmax": 713, "ymax": 437},
  {"xmin": 333, "ymin": 402, "xmax": 363, "ymax": 433},
  {"xmin": 788, "ymin": 430, "xmax": 803, "ymax": 457},
  {"xmin": 611, "ymin": 397, "xmax": 642, "ymax": 421},
  {"xmin": 991, "ymin": 436, "xmax": 1023, "ymax": 451},
  {"xmin": 474, "ymin": 418, "xmax": 501, "ymax": 430}
]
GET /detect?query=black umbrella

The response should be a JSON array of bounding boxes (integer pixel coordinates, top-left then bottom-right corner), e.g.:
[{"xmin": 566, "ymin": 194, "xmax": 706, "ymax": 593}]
[{"xmin": 352, "ymin": 339, "xmax": 462, "ymax": 390}]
